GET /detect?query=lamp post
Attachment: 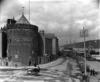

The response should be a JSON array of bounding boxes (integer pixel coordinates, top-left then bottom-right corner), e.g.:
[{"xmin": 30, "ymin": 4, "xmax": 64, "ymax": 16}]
[
  {"xmin": 83, "ymin": 27, "xmax": 87, "ymax": 75},
  {"xmin": 80, "ymin": 27, "xmax": 88, "ymax": 75}
]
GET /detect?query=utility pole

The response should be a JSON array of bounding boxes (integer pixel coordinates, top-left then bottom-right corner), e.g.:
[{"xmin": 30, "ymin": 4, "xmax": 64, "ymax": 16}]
[
  {"xmin": 80, "ymin": 26, "xmax": 88, "ymax": 75},
  {"xmin": 69, "ymin": 8, "xmax": 72, "ymax": 48},
  {"xmin": 83, "ymin": 26, "xmax": 87, "ymax": 75},
  {"xmin": 69, "ymin": 3, "xmax": 74, "ymax": 48},
  {"xmin": 29, "ymin": 0, "xmax": 30, "ymax": 22}
]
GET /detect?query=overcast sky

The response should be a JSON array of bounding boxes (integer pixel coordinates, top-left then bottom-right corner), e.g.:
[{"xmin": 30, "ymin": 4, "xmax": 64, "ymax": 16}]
[{"xmin": 0, "ymin": 0, "xmax": 99, "ymax": 45}]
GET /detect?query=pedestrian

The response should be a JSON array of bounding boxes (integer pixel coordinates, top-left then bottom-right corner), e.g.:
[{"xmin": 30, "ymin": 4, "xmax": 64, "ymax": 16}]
[
  {"xmin": 92, "ymin": 69, "xmax": 95, "ymax": 76},
  {"xmin": 90, "ymin": 69, "xmax": 92, "ymax": 76},
  {"xmin": 90, "ymin": 69, "xmax": 93, "ymax": 76},
  {"xmin": 87, "ymin": 66, "xmax": 90, "ymax": 75},
  {"xmin": 15, "ymin": 64, "xmax": 17, "ymax": 67},
  {"xmin": 6, "ymin": 62, "xmax": 8, "ymax": 66}
]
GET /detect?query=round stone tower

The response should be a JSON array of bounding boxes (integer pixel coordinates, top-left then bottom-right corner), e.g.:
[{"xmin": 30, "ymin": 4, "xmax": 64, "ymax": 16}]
[{"xmin": 6, "ymin": 14, "xmax": 41, "ymax": 66}]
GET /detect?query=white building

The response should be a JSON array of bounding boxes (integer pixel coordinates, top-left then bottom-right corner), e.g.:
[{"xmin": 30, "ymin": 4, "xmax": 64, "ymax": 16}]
[
  {"xmin": 39, "ymin": 30, "xmax": 59, "ymax": 56},
  {"xmin": 0, "ymin": 30, "xmax": 2, "ymax": 58},
  {"xmin": 0, "ymin": 30, "xmax": 2, "ymax": 65}
]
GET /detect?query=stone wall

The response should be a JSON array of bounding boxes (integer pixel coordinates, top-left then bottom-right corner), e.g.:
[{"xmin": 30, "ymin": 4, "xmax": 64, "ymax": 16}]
[{"xmin": 6, "ymin": 24, "xmax": 40, "ymax": 66}]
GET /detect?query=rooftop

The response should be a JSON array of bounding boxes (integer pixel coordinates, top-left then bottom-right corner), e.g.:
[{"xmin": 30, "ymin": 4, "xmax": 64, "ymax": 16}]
[{"xmin": 16, "ymin": 14, "xmax": 30, "ymax": 24}]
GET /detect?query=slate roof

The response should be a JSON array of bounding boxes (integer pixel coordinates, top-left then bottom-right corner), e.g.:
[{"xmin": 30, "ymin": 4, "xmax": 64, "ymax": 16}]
[{"xmin": 16, "ymin": 14, "xmax": 30, "ymax": 24}]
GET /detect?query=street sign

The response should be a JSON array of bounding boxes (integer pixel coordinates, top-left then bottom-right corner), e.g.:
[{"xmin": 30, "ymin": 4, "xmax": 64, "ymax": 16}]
[{"xmin": 80, "ymin": 29, "xmax": 88, "ymax": 37}]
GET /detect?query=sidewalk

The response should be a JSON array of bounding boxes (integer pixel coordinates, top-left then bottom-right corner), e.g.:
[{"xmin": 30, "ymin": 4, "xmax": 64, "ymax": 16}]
[
  {"xmin": 89, "ymin": 73, "xmax": 100, "ymax": 82},
  {"xmin": 87, "ymin": 61, "xmax": 100, "ymax": 72},
  {"xmin": 0, "ymin": 57, "xmax": 64, "ymax": 70},
  {"xmin": 86, "ymin": 61, "xmax": 100, "ymax": 82}
]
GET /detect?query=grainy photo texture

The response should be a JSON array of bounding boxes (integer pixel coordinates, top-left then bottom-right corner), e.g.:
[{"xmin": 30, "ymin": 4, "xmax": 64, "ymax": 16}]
[{"xmin": 0, "ymin": 0, "xmax": 99, "ymax": 82}]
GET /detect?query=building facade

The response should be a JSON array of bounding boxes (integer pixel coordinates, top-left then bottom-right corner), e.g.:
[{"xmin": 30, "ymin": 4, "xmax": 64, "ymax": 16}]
[
  {"xmin": 0, "ymin": 31, "xmax": 2, "ymax": 59},
  {"xmin": 39, "ymin": 31, "xmax": 59, "ymax": 56},
  {"xmin": 1, "ymin": 14, "xmax": 59, "ymax": 66}
]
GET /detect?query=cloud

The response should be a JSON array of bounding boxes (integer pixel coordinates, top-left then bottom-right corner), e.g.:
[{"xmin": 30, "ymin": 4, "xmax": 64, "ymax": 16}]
[
  {"xmin": 75, "ymin": 19, "xmax": 93, "ymax": 27},
  {"xmin": 90, "ymin": 26, "xmax": 99, "ymax": 34},
  {"xmin": 62, "ymin": 25, "xmax": 69, "ymax": 31},
  {"xmin": 0, "ymin": 0, "xmax": 99, "ymax": 45}
]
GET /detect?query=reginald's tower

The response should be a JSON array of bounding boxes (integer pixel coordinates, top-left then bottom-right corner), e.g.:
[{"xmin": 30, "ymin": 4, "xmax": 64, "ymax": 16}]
[{"xmin": 6, "ymin": 14, "xmax": 42, "ymax": 66}]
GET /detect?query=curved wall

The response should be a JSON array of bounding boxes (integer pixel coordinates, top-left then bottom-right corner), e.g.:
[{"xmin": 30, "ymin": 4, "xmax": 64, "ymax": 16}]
[{"xmin": 6, "ymin": 24, "xmax": 42, "ymax": 66}]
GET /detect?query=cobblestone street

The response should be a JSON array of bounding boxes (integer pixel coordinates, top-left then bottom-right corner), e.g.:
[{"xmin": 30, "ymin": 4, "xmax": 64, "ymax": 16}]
[{"xmin": 0, "ymin": 57, "xmax": 80, "ymax": 82}]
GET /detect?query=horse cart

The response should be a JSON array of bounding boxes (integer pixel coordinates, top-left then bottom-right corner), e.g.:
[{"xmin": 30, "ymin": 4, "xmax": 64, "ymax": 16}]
[{"xmin": 27, "ymin": 66, "xmax": 40, "ymax": 76}]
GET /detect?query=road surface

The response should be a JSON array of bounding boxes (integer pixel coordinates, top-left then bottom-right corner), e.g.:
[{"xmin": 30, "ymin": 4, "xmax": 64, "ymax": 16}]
[{"xmin": 0, "ymin": 57, "xmax": 80, "ymax": 82}]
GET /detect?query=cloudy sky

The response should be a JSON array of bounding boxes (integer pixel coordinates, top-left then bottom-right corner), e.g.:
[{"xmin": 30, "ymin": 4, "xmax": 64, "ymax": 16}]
[{"xmin": 0, "ymin": 0, "xmax": 99, "ymax": 45}]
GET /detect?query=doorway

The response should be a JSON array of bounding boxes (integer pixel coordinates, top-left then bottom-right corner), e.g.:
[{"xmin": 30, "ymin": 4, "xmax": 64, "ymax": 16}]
[{"xmin": 29, "ymin": 61, "xmax": 31, "ymax": 66}]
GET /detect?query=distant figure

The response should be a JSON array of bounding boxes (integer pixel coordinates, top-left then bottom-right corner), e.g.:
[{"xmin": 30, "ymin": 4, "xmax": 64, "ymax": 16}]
[
  {"xmin": 87, "ymin": 66, "xmax": 90, "ymax": 74},
  {"xmin": 33, "ymin": 63, "xmax": 37, "ymax": 67},
  {"xmin": 93, "ymin": 69, "xmax": 95, "ymax": 76},
  {"xmin": 6, "ymin": 62, "xmax": 8, "ymax": 66},
  {"xmin": 90, "ymin": 69, "xmax": 93, "ymax": 76},
  {"xmin": 90, "ymin": 69, "xmax": 96, "ymax": 76},
  {"xmin": 15, "ymin": 64, "xmax": 17, "ymax": 67}
]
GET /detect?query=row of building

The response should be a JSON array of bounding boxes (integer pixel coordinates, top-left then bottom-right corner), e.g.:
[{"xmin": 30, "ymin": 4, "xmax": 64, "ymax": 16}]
[{"xmin": 0, "ymin": 14, "xmax": 59, "ymax": 66}]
